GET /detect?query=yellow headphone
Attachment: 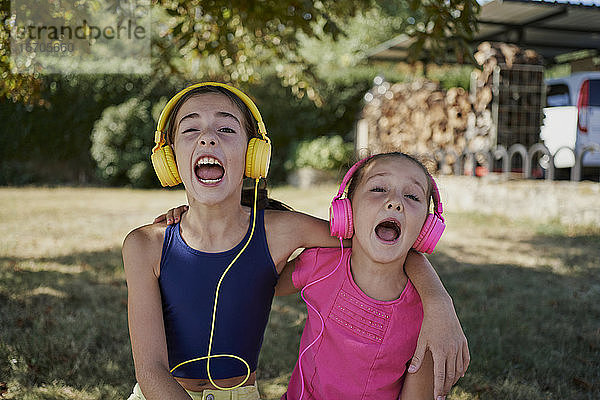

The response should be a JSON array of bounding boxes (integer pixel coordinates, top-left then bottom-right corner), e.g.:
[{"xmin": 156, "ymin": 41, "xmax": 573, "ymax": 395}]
[{"xmin": 151, "ymin": 82, "xmax": 272, "ymax": 186}]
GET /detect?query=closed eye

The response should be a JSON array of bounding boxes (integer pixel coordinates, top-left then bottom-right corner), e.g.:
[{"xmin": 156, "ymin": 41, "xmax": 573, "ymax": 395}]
[
  {"xmin": 405, "ymin": 194, "xmax": 420, "ymax": 202},
  {"xmin": 181, "ymin": 127, "xmax": 236, "ymax": 134},
  {"xmin": 370, "ymin": 186, "xmax": 386, "ymax": 192},
  {"xmin": 182, "ymin": 128, "xmax": 200, "ymax": 133}
]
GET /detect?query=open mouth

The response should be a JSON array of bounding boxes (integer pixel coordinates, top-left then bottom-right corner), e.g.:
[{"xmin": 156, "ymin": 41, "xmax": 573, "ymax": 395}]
[
  {"xmin": 374, "ymin": 219, "xmax": 401, "ymax": 243},
  {"xmin": 194, "ymin": 156, "xmax": 225, "ymax": 185}
]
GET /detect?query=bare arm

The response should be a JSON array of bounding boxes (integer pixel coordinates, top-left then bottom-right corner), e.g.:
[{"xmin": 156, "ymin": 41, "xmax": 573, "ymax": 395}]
[
  {"xmin": 278, "ymin": 210, "xmax": 349, "ymax": 250},
  {"xmin": 123, "ymin": 226, "xmax": 191, "ymax": 400},
  {"xmin": 268, "ymin": 211, "xmax": 355, "ymax": 296},
  {"xmin": 400, "ymin": 350, "xmax": 434, "ymax": 400},
  {"xmin": 404, "ymin": 250, "xmax": 469, "ymax": 399},
  {"xmin": 265, "ymin": 210, "xmax": 351, "ymax": 276},
  {"xmin": 274, "ymin": 256, "xmax": 302, "ymax": 296},
  {"xmin": 158, "ymin": 206, "xmax": 346, "ymax": 250}
]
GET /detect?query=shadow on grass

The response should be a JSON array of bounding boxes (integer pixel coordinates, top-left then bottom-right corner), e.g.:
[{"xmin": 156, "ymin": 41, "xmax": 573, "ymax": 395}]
[
  {"xmin": 525, "ymin": 229, "xmax": 600, "ymax": 276},
  {"xmin": 429, "ymin": 236, "xmax": 600, "ymax": 400},
  {"xmin": 0, "ymin": 248, "xmax": 135, "ymax": 399}
]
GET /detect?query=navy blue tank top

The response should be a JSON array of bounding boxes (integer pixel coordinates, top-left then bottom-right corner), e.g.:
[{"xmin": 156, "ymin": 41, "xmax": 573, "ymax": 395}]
[{"xmin": 159, "ymin": 208, "xmax": 278, "ymax": 379}]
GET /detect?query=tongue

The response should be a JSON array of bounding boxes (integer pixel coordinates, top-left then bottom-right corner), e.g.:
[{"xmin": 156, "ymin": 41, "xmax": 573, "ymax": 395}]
[
  {"xmin": 195, "ymin": 165, "xmax": 224, "ymax": 180},
  {"xmin": 375, "ymin": 224, "xmax": 399, "ymax": 241}
]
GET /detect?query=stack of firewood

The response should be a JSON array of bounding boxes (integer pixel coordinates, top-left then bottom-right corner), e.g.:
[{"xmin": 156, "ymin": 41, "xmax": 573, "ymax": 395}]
[
  {"xmin": 361, "ymin": 80, "xmax": 472, "ymax": 167},
  {"xmin": 361, "ymin": 41, "xmax": 545, "ymax": 171},
  {"xmin": 473, "ymin": 41, "xmax": 544, "ymax": 87}
]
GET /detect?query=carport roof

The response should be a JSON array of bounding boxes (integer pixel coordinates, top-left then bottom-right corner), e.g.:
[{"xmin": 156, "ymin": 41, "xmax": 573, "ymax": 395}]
[{"xmin": 367, "ymin": 0, "xmax": 600, "ymax": 64}]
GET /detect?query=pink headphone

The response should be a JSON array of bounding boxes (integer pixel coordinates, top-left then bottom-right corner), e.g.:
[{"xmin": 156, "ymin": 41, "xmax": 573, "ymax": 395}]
[{"xmin": 329, "ymin": 156, "xmax": 446, "ymax": 254}]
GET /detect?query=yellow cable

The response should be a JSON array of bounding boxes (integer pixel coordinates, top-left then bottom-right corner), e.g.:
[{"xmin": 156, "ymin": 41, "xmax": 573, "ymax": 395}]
[{"xmin": 169, "ymin": 178, "xmax": 260, "ymax": 391}]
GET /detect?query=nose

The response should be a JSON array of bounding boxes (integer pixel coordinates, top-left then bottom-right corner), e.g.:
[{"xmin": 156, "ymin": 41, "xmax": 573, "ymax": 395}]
[
  {"xmin": 200, "ymin": 138, "xmax": 216, "ymax": 146},
  {"xmin": 198, "ymin": 131, "xmax": 217, "ymax": 146},
  {"xmin": 387, "ymin": 200, "xmax": 403, "ymax": 212}
]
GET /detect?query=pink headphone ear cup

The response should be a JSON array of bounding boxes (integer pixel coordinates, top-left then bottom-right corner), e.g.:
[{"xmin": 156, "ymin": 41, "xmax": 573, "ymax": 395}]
[
  {"xmin": 413, "ymin": 214, "xmax": 446, "ymax": 254},
  {"xmin": 329, "ymin": 199, "xmax": 342, "ymax": 237},
  {"xmin": 342, "ymin": 198, "xmax": 353, "ymax": 238},
  {"xmin": 330, "ymin": 198, "xmax": 353, "ymax": 239}
]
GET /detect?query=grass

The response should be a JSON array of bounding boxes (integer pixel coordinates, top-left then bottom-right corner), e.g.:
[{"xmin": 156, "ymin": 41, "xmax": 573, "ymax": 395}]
[{"xmin": 0, "ymin": 185, "xmax": 599, "ymax": 399}]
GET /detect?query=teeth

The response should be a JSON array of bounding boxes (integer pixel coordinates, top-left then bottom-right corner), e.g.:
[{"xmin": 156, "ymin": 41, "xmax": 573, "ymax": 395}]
[
  {"xmin": 196, "ymin": 156, "xmax": 222, "ymax": 166},
  {"xmin": 199, "ymin": 178, "xmax": 221, "ymax": 184}
]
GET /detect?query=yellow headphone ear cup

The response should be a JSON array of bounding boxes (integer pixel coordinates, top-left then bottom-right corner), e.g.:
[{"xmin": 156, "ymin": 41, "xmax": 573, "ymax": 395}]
[
  {"xmin": 163, "ymin": 146, "xmax": 182, "ymax": 185},
  {"xmin": 151, "ymin": 146, "xmax": 182, "ymax": 187},
  {"xmin": 245, "ymin": 138, "xmax": 271, "ymax": 179}
]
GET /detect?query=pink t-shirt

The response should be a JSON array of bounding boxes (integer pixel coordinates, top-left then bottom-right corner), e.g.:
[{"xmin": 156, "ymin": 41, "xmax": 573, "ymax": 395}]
[{"xmin": 283, "ymin": 247, "xmax": 423, "ymax": 400}]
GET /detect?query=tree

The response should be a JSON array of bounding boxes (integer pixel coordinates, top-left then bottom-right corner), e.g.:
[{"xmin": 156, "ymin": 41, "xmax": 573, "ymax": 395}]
[
  {"xmin": 1, "ymin": 0, "xmax": 479, "ymax": 103},
  {"xmin": 0, "ymin": 0, "xmax": 42, "ymax": 103}
]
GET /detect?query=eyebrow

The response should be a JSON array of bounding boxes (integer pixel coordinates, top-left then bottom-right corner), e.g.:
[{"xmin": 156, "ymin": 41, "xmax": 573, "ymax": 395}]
[
  {"xmin": 365, "ymin": 172, "xmax": 389, "ymax": 183},
  {"xmin": 178, "ymin": 111, "xmax": 241, "ymax": 126}
]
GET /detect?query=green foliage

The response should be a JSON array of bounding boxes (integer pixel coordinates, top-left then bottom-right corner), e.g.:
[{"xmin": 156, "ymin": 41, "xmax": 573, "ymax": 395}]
[
  {"xmin": 0, "ymin": 0, "xmax": 121, "ymax": 103},
  {"xmin": 1, "ymin": 0, "xmax": 480, "ymax": 103},
  {"xmin": 0, "ymin": 71, "xmax": 186, "ymax": 185},
  {"xmin": 287, "ymin": 135, "xmax": 354, "ymax": 171},
  {"xmin": 250, "ymin": 69, "xmax": 373, "ymax": 183},
  {"xmin": 150, "ymin": 0, "xmax": 480, "ymax": 105},
  {"xmin": 152, "ymin": 0, "xmax": 371, "ymax": 86},
  {"xmin": 298, "ymin": 6, "xmax": 409, "ymax": 82},
  {"xmin": 427, "ymin": 65, "xmax": 473, "ymax": 90},
  {"xmin": 0, "ymin": 0, "xmax": 481, "ymax": 186},
  {"xmin": 90, "ymin": 97, "xmax": 155, "ymax": 187},
  {"xmin": 544, "ymin": 63, "xmax": 571, "ymax": 80},
  {"xmin": 0, "ymin": 74, "xmax": 151, "ymax": 185},
  {"xmin": 405, "ymin": 0, "xmax": 481, "ymax": 64},
  {"xmin": 0, "ymin": 0, "xmax": 42, "ymax": 104}
]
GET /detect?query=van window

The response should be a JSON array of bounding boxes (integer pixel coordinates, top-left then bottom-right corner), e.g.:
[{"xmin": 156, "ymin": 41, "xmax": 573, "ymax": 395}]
[
  {"xmin": 546, "ymin": 84, "xmax": 571, "ymax": 107},
  {"xmin": 590, "ymin": 79, "xmax": 600, "ymax": 106}
]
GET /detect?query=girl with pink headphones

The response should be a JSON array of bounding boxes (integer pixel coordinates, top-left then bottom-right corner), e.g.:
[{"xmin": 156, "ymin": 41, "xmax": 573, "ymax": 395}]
[
  {"xmin": 131, "ymin": 83, "xmax": 467, "ymax": 400},
  {"xmin": 275, "ymin": 152, "xmax": 452, "ymax": 400}
]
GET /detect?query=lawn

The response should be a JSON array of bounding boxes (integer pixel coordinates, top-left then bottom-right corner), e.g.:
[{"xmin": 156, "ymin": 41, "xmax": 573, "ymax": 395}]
[{"xmin": 0, "ymin": 185, "xmax": 598, "ymax": 399}]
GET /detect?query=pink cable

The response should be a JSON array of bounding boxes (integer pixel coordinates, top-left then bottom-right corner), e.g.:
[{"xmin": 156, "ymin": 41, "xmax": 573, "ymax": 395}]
[{"xmin": 297, "ymin": 238, "xmax": 344, "ymax": 400}]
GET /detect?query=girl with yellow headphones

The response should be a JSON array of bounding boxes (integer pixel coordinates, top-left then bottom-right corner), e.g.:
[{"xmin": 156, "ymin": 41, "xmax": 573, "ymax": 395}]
[{"xmin": 123, "ymin": 83, "xmax": 467, "ymax": 400}]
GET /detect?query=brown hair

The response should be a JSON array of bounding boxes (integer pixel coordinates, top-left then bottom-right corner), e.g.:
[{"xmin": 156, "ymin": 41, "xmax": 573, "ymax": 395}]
[{"xmin": 346, "ymin": 152, "xmax": 436, "ymax": 211}]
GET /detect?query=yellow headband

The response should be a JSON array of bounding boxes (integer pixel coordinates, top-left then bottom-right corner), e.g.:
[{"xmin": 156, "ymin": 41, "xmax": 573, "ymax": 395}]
[{"xmin": 152, "ymin": 82, "xmax": 269, "ymax": 152}]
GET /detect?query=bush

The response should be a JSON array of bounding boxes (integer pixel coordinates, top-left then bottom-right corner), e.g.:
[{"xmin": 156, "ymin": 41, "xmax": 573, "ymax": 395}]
[
  {"xmin": 90, "ymin": 97, "xmax": 156, "ymax": 187},
  {"xmin": 286, "ymin": 135, "xmax": 353, "ymax": 172},
  {"xmin": 0, "ymin": 74, "xmax": 153, "ymax": 185}
]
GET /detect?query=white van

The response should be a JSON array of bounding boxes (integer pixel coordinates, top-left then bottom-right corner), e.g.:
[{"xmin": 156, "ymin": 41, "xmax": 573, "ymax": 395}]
[{"xmin": 540, "ymin": 72, "xmax": 600, "ymax": 175}]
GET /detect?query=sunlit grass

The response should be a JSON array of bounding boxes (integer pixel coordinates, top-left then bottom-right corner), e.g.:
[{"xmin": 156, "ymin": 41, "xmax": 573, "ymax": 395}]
[{"xmin": 0, "ymin": 186, "xmax": 598, "ymax": 399}]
